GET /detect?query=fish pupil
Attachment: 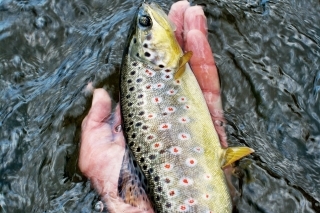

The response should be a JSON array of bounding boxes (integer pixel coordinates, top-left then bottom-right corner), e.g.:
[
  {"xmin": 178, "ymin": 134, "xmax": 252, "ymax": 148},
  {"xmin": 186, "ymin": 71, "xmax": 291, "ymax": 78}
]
[{"xmin": 139, "ymin": 15, "xmax": 152, "ymax": 27}]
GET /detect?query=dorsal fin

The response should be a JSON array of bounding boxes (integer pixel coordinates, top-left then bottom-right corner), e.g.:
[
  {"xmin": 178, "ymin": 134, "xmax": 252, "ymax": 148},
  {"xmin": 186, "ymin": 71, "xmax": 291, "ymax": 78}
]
[
  {"xmin": 174, "ymin": 51, "xmax": 193, "ymax": 79},
  {"xmin": 221, "ymin": 147, "xmax": 254, "ymax": 168}
]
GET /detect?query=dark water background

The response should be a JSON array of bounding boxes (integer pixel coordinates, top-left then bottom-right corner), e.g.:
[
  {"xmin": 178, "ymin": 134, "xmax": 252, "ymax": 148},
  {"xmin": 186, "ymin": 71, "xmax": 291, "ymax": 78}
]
[{"xmin": 0, "ymin": 0, "xmax": 319, "ymax": 212}]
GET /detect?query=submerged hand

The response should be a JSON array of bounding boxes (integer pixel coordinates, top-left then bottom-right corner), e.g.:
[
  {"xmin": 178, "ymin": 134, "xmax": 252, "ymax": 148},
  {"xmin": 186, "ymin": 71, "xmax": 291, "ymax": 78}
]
[{"xmin": 79, "ymin": 1, "xmax": 227, "ymax": 212}]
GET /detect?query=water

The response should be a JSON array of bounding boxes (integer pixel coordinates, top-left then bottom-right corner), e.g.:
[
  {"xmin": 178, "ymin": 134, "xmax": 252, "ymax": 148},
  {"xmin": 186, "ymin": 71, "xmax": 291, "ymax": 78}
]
[{"xmin": 0, "ymin": 0, "xmax": 319, "ymax": 212}]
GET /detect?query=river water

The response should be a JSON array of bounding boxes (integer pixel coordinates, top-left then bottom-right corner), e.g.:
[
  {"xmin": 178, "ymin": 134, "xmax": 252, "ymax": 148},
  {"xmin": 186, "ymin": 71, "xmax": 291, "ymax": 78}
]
[{"xmin": 0, "ymin": 0, "xmax": 319, "ymax": 212}]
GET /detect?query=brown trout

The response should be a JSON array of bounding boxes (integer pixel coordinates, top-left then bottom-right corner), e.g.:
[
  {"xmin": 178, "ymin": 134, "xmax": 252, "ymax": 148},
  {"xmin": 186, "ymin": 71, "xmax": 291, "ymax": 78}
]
[{"xmin": 120, "ymin": 3, "xmax": 254, "ymax": 213}]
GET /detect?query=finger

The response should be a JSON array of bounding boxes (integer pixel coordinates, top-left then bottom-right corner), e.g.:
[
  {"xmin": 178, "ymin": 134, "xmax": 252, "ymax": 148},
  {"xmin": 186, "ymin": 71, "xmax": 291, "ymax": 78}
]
[
  {"xmin": 83, "ymin": 89, "xmax": 112, "ymax": 130},
  {"xmin": 184, "ymin": 7, "xmax": 228, "ymax": 147},
  {"xmin": 103, "ymin": 193, "xmax": 155, "ymax": 213},
  {"xmin": 184, "ymin": 6, "xmax": 208, "ymax": 40},
  {"xmin": 168, "ymin": 0, "xmax": 190, "ymax": 48},
  {"xmin": 110, "ymin": 103, "xmax": 126, "ymax": 147}
]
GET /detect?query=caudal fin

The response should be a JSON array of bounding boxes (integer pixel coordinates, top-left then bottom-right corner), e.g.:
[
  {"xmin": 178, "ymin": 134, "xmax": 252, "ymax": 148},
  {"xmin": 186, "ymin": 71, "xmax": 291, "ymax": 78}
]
[{"xmin": 221, "ymin": 147, "xmax": 254, "ymax": 168}]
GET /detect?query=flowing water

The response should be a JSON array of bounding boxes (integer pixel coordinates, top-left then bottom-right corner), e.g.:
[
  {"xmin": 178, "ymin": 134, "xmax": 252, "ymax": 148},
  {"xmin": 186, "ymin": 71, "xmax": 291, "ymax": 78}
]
[{"xmin": 0, "ymin": 0, "xmax": 319, "ymax": 212}]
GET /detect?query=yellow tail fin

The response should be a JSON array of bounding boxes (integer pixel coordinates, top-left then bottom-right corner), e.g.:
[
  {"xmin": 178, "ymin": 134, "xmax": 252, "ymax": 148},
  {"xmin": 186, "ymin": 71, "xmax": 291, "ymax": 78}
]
[{"xmin": 221, "ymin": 147, "xmax": 254, "ymax": 168}]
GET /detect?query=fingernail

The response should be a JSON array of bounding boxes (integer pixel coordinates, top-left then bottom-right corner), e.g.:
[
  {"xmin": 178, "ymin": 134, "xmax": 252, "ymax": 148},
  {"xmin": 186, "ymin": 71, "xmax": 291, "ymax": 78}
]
[{"xmin": 114, "ymin": 124, "xmax": 122, "ymax": 133}]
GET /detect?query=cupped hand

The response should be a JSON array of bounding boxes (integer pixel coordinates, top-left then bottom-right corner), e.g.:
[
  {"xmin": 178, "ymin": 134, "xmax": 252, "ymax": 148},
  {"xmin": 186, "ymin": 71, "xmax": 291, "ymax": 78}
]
[{"xmin": 79, "ymin": 1, "xmax": 227, "ymax": 212}]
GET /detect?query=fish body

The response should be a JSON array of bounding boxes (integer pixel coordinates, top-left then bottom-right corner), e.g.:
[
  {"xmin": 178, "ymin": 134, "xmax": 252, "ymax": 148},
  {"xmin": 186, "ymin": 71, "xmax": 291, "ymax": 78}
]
[{"xmin": 120, "ymin": 3, "xmax": 253, "ymax": 213}]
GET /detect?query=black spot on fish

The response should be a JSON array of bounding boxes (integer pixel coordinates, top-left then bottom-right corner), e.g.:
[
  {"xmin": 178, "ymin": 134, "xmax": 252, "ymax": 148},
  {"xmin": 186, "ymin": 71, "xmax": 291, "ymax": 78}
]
[
  {"xmin": 128, "ymin": 102, "xmax": 133, "ymax": 107},
  {"xmin": 140, "ymin": 157, "xmax": 145, "ymax": 163},
  {"xmin": 132, "ymin": 62, "xmax": 138, "ymax": 66},
  {"xmin": 154, "ymin": 176, "xmax": 160, "ymax": 182},
  {"xmin": 127, "ymin": 79, "xmax": 132, "ymax": 83},
  {"xmin": 144, "ymin": 52, "xmax": 150, "ymax": 57},
  {"xmin": 142, "ymin": 165, "xmax": 147, "ymax": 170},
  {"xmin": 136, "ymin": 53, "xmax": 140, "ymax": 57},
  {"xmin": 126, "ymin": 94, "xmax": 131, "ymax": 99},
  {"xmin": 146, "ymin": 34, "xmax": 152, "ymax": 40},
  {"xmin": 129, "ymin": 141, "xmax": 135, "ymax": 147},
  {"xmin": 155, "ymin": 195, "xmax": 160, "ymax": 201},
  {"xmin": 149, "ymin": 154, "xmax": 156, "ymax": 160},
  {"xmin": 157, "ymin": 186, "xmax": 162, "ymax": 192},
  {"xmin": 147, "ymin": 135, "xmax": 154, "ymax": 140},
  {"xmin": 143, "ymin": 43, "xmax": 148, "ymax": 48},
  {"xmin": 129, "ymin": 87, "xmax": 135, "ymax": 91},
  {"xmin": 131, "ymin": 133, "xmax": 136, "ymax": 138},
  {"xmin": 129, "ymin": 121, "xmax": 133, "ymax": 125},
  {"xmin": 138, "ymin": 94, "xmax": 143, "ymax": 98},
  {"xmin": 165, "ymin": 203, "xmax": 171, "ymax": 208},
  {"xmin": 128, "ymin": 113, "xmax": 133, "ymax": 117},
  {"xmin": 133, "ymin": 38, "xmax": 137, "ymax": 43},
  {"xmin": 162, "ymin": 112, "xmax": 168, "ymax": 116},
  {"xmin": 148, "ymin": 168, "xmax": 154, "ymax": 174},
  {"xmin": 159, "ymin": 149, "xmax": 165, "ymax": 154},
  {"xmin": 142, "ymin": 125, "xmax": 148, "ymax": 130},
  {"xmin": 159, "ymin": 64, "xmax": 164, "ymax": 68},
  {"xmin": 135, "ymin": 122, "xmax": 142, "ymax": 127},
  {"xmin": 137, "ymin": 101, "xmax": 144, "ymax": 106},
  {"xmin": 165, "ymin": 69, "xmax": 171, "ymax": 72},
  {"xmin": 165, "ymin": 178, "xmax": 171, "ymax": 183},
  {"xmin": 139, "ymin": 111, "xmax": 145, "ymax": 116},
  {"xmin": 136, "ymin": 147, "xmax": 141, "ymax": 152},
  {"xmin": 130, "ymin": 71, "xmax": 136, "ymax": 75},
  {"xmin": 126, "ymin": 127, "xmax": 131, "ymax": 132},
  {"xmin": 136, "ymin": 78, "xmax": 143, "ymax": 83}
]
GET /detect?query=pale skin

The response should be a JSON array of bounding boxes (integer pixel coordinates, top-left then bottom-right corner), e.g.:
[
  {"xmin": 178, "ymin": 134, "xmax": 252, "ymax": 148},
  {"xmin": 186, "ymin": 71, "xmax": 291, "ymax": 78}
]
[{"xmin": 79, "ymin": 1, "xmax": 227, "ymax": 212}]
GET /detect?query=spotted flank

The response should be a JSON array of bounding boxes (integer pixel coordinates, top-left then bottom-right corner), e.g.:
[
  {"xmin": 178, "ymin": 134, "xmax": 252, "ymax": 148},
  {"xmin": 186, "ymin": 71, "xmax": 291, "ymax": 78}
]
[{"xmin": 120, "ymin": 2, "xmax": 254, "ymax": 213}]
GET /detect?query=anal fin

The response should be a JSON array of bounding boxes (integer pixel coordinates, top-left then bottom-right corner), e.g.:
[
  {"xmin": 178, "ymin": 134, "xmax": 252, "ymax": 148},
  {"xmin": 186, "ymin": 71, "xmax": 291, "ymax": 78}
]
[{"xmin": 221, "ymin": 147, "xmax": 254, "ymax": 168}]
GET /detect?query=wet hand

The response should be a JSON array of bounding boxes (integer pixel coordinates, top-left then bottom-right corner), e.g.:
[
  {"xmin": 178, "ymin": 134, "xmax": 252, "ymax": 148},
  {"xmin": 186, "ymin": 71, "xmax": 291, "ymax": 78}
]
[{"xmin": 79, "ymin": 1, "xmax": 228, "ymax": 212}]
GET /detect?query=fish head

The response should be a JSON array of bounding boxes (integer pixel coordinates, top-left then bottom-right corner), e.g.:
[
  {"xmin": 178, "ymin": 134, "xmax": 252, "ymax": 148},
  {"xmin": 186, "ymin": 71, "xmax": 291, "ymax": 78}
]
[{"xmin": 127, "ymin": 2, "xmax": 182, "ymax": 70}]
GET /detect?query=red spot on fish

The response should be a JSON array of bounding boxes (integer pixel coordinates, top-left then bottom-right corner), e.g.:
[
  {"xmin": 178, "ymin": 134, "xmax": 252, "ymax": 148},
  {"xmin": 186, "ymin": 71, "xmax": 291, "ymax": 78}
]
[
  {"xmin": 164, "ymin": 164, "xmax": 170, "ymax": 169},
  {"xmin": 146, "ymin": 85, "xmax": 151, "ymax": 89},
  {"xmin": 189, "ymin": 199, "xmax": 194, "ymax": 204},
  {"xmin": 165, "ymin": 178, "xmax": 171, "ymax": 183},
  {"xmin": 165, "ymin": 69, "xmax": 171, "ymax": 73},
  {"xmin": 168, "ymin": 107, "xmax": 173, "ymax": 111},
  {"xmin": 148, "ymin": 114, "xmax": 153, "ymax": 118},
  {"xmin": 190, "ymin": 160, "xmax": 194, "ymax": 164},
  {"xmin": 183, "ymin": 179, "xmax": 188, "ymax": 184},
  {"xmin": 176, "ymin": 80, "xmax": 180, "ymax": 83},
  {"xmin": 182, "ymin": 134, "xmax": 187, "ymax": 139},
  {"xmin": 165, "ymin": 75, "xmax": 170, "ymax": 79},
  {"xmin": 180, "ymin": 205, "xmax": 186, "ymax": 210},
  {"xmin": 162, "ymin": 124, "xmax": 168, "ymax": 128},
  {"xmin": 169, "ymin": 191, "xmax": 175, "ymax": 196},
  {"xmin": 158, "ymin": 84, "xmax": 161, "ymax": 87},
  {"xmin": 174, "ymin": 148, "xmax": 179, "ymax": 153},
  {"xmin": 147, "ymin": 135, "xmax": 154, "ymax": 140},
  {"xmin": 154, "ymin": 143, "xmax": 160, "ymax": 148}
]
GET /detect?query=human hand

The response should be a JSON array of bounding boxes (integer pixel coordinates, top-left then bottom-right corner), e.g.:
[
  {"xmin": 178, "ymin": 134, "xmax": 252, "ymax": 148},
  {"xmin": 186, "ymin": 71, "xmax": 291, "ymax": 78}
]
[{"xmin": 79, "ymin": 1, "xmax": 227, "ymax": 212}]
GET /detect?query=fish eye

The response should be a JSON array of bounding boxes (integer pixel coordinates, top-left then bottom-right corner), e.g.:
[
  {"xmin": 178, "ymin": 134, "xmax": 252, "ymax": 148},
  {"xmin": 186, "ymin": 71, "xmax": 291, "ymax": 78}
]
[{"xmin": 139, "ymin": 15, "xmax": 152, "ymax": 27}]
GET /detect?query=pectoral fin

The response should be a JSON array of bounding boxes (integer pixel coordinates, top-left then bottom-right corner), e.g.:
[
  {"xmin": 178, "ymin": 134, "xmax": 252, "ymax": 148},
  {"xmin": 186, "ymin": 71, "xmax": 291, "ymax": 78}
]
[
  {"xmin": 221, "ymin": 147, "xmax": 254, "ymax": 168},
  {"xmin": 174, "ymin": 51, "xmax": 193, "ymax": 79}
]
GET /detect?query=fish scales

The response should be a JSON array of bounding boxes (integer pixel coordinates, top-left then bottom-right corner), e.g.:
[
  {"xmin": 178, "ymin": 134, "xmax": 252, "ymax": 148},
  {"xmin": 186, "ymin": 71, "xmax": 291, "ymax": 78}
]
[{"xmin": 120, "ymin": 3, "xmax": 252, "ymax": 213}]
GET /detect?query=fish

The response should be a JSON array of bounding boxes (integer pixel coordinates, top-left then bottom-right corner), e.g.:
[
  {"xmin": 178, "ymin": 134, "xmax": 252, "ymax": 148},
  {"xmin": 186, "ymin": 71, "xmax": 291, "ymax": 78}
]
[{"xmin": 119, "ymin": 2, "xmax": 254, "ymax": 213}]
